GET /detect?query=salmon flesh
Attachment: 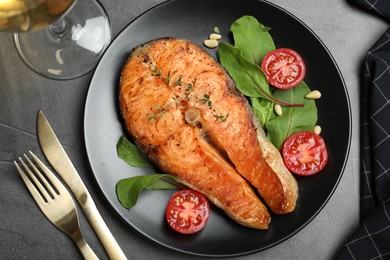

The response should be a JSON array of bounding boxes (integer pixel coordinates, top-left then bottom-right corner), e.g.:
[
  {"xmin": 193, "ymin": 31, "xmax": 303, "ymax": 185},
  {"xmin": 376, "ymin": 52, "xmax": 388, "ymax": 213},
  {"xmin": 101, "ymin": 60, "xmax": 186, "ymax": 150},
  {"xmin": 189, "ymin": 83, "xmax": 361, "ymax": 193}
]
[{"xmin": 119, "ymin": 38, "xmax": 298, "ymax": 229}]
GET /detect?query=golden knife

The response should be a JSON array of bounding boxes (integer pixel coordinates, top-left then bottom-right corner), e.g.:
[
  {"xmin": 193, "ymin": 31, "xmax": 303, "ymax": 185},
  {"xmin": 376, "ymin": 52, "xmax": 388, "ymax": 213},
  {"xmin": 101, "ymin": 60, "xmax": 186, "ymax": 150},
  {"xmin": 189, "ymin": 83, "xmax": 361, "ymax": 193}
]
[{"xmin": 37, "ymin": 110, "xmax": 127, "ymax": 260}]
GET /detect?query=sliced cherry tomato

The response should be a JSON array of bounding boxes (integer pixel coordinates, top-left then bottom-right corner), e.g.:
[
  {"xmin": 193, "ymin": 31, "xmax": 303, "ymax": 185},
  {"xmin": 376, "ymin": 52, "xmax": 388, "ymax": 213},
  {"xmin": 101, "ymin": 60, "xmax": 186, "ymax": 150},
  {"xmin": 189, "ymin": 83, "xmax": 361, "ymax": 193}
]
[
  {"xmin": 165, "ymin": 189, "xmax": 210, "ymax": 234},
  {"xmin": 282, "ymin": 131, "xmax": 328, "ymax": 176},
  {"xmin": 261, "ymin": 48, "xmax": 306, "ymax": 89}
]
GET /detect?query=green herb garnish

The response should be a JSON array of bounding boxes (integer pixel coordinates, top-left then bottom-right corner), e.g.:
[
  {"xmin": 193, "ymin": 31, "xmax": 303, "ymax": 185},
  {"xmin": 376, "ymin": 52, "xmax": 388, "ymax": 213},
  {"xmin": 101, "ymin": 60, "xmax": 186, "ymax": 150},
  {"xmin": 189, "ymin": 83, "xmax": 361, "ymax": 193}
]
[
  {"xmin": 116, "ymin": 135, "xmax": 181, "ymax": 208},
  {"xmin": 116, "ymin": 174, "xmax": 179, "ymax": 208},
  {"xmin": 149, "ymin": 69, "xmax": 229, "ymax": 122},
  {"xmin": 218, "ymin": 15, "xmax": 317, "ymax": 147},
  {"xmin": 152, "ymin": 66, "xmax": 162, "ymax": 76},
  {"xmin": 266, "ymin": 82, "xmax": 317, "ymax": 149},
  {"xmin": 117, "ymin": 135, "xmax": 153, "ymax": 167},
  {"xmin": 148, "ymin": 103, "xmax": 170, "ymax": 120},
  {"xmin": 231, "ymin": 15, "xmax": 275, "ymax": 65},
  {"xmin": 218, "ymin": 43, "xmax": 302, "ymax": 107}
]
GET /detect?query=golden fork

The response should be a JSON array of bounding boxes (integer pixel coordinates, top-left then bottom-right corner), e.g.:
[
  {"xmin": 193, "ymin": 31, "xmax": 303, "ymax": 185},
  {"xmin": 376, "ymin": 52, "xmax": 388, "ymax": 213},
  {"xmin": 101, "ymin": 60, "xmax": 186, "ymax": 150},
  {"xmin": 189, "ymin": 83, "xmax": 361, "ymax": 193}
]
[{"xmin": 14, "ymin": 151, "xmax": 98, "ymax": 260}]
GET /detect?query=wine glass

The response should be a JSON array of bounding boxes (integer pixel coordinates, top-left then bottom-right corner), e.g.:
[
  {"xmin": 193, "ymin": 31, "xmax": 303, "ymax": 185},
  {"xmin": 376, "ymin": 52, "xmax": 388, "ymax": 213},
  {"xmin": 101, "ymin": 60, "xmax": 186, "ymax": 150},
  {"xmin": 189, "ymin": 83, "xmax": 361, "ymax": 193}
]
[{"xmin": 0, "ymin": 0, "xmax": 111, "ymax": 80}]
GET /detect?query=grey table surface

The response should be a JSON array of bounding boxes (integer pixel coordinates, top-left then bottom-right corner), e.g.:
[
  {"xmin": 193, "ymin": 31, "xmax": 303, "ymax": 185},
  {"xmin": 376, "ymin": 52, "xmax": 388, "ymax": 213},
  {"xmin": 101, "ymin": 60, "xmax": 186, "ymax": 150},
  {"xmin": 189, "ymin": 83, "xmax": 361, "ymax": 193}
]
[{"xmin": 0, "ymin": 0, "xmax": 387, "ymax": 259}]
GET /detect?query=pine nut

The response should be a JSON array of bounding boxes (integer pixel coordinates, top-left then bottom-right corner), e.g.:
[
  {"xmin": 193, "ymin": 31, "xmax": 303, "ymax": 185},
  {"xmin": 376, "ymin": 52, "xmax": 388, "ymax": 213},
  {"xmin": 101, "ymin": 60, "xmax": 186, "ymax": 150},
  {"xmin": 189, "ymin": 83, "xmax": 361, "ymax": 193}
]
[
  {"xmin": 47, "ymin": 69, "xmax": 62, "ymax": 75},
  {"xmin": 55, "ymin": 49, "xmax": 64, "ymax": 65},
  {"xmin": 305, "ymin": 90, "xmax": 321, "ymax": 99},
  {"xmin": 209, "ymin": 33, "xmax": 222, "ymax": 40},
  {"xmin": 314, "ymin": 125, "xmax": 322, "ymax": 135},
  {"xmin": 274, "ymin": 104, "xmax": 282, "ymax": 116},
  {"xmin": 203, "ymin": 39, "xmax": 219, "ymax": 49}
]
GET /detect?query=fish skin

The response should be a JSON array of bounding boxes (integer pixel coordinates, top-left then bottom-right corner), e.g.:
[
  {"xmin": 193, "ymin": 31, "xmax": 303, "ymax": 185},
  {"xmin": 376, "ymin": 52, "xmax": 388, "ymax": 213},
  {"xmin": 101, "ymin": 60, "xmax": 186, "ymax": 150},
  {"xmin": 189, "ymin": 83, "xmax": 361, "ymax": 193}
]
[{"xmin": 119, "ymin": 38, "xmax": 297, "ymax": 229}]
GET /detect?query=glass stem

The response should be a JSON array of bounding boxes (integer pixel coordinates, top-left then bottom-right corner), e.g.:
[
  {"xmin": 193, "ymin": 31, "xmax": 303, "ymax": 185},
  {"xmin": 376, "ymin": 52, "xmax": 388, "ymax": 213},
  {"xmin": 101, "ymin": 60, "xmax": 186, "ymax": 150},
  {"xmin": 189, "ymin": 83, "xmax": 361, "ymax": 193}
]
[{"xmin": 48, "ymin": 19, "xmax": 68, "ymax": 39}]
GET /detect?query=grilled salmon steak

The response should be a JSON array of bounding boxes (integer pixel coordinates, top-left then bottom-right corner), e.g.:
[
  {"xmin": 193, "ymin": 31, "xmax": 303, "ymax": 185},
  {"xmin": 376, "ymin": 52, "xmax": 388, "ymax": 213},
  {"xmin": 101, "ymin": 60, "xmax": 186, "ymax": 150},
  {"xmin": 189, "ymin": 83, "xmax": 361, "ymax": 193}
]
[{"xmin": 119, "ymin": 38, "xmax": 298, "ymax": 229}]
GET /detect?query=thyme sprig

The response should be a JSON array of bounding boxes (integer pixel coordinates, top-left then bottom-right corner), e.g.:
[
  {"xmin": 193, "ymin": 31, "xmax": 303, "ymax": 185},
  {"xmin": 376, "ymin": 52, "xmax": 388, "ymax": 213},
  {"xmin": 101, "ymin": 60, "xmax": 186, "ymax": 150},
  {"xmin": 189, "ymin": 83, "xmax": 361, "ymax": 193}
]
[
  {"xmin": 151, "ymin": 67, "xmax": 229, "ymax": 122},
  {"xmin": 148, "ymin": 103, "xmax": 170, "ymax": 120},
  {"xmin": 152, "ymin": 67, "xmax": 162, "ymax": 76}
]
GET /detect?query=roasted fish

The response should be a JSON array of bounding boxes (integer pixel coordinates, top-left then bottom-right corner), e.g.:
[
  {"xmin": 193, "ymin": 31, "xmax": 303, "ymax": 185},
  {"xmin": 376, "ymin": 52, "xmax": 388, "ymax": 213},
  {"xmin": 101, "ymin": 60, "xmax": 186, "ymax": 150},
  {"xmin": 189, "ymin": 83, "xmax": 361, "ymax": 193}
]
[{"xmin": 119, "ymin": 38, "xmax": 298, "ymax": 229}]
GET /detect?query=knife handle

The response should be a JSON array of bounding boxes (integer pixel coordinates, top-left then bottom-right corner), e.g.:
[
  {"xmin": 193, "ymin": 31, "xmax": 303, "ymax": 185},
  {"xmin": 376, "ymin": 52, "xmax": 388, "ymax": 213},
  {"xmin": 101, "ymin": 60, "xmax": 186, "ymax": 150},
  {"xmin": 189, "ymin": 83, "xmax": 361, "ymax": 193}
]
[
  {"xmin": 82, "ymin": 196, "xmax": 127, "ymax": 260},
  {"xmin": 37, "ymin": 110, "xmax": 127, "ymax": 259}
]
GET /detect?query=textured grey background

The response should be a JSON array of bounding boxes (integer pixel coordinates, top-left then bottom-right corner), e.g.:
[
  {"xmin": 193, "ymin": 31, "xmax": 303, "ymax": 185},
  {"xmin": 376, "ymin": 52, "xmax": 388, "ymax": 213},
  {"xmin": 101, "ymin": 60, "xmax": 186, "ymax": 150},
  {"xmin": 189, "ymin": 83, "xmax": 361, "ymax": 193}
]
[{"xmin": 0, "ymin": 0, "xmax": 387, "ymax": 259}]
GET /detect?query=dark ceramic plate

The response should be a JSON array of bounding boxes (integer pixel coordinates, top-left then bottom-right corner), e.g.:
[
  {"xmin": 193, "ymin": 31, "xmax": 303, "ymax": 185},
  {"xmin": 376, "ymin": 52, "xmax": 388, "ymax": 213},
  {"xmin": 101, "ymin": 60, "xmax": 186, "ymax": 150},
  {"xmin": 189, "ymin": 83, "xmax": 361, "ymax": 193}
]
[{"xmin": 84, "ymin": 0, "xmax": 351, "ymax": 257}]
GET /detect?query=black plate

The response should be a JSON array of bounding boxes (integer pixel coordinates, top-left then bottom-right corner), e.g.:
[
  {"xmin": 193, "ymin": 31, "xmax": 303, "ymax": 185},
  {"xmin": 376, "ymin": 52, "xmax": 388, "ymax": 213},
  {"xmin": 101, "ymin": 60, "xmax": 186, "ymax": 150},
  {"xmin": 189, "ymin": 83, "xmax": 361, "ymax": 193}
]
[{"xmin": 84, "ymin": 0, "xmax": 351, "ymax": 257}]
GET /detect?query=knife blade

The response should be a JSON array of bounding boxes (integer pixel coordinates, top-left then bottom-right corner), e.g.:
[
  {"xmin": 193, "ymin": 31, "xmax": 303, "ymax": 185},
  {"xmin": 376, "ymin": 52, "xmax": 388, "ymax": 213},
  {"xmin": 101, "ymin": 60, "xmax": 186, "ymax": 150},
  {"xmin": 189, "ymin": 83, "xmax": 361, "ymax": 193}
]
[{"xmin": 37, "ymin": 110, "xmax": 127, "ymax": 260}]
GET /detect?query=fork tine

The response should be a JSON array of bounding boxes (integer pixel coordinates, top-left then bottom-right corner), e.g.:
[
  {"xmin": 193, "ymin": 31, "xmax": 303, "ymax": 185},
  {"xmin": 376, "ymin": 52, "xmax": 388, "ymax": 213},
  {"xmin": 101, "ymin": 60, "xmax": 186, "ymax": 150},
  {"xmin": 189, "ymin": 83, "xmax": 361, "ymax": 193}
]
[
  {"xmin": 15, "ymin": 153, "xmax": 99, "ymax": 259},
  {"xmin": 27, "ymin": 151, "xmax": 60, "ymax": 196},
  {"xmin": 14, "ymin": 160, "xmax": 48, "ymax": 205},
  {"xmin": 18, "ymin": 155, "xmax": 53, "ymax": 202},
  {"xmin": 21, "ymin": 155, "xmax": 56, "ymax": 202},
  {"xmin": 23, "ymin": 155, "xmax": 55, "ymax": 198}
]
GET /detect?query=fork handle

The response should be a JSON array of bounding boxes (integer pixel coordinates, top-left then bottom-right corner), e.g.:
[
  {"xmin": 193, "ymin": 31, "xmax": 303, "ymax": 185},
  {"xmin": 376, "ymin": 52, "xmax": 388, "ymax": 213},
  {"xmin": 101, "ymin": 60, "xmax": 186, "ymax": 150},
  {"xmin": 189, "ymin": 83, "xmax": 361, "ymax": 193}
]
[{"xmin": 74, "ymin": 237, "xmax": 99, "ymax": 260}]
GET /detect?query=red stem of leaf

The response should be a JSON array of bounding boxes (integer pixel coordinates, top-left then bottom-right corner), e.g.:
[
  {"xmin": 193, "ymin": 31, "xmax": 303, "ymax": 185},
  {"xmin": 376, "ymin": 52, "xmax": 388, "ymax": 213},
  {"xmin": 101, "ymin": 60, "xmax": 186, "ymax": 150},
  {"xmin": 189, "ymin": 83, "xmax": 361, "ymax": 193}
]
[{"xmin": 263, "ymin": 90, "xmax": 304, "ymax": 107}]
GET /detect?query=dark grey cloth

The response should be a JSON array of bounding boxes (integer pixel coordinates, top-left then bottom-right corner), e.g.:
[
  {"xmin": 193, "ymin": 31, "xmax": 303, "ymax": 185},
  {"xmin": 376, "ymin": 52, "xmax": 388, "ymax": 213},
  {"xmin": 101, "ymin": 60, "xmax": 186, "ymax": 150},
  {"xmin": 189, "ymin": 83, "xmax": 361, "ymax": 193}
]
[
  {"xmin": 336, "ymin": 0, "xmax": 390, "ymax": 259},
  {"xmin": 350, "ymin": 0, "xmax": 390, "ymax": 21}
]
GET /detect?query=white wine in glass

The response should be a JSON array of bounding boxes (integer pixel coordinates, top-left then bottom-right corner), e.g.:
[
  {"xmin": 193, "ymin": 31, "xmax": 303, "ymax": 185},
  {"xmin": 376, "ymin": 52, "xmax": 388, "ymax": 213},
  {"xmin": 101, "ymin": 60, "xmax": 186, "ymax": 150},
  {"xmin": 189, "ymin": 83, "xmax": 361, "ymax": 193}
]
[
  {"xmin": 0, "ymin": 0, "xmax": 74, "ymax": 32},
  {"xmin": 0, "ymin": 0, "xmax": 111, "ymax": 79}
]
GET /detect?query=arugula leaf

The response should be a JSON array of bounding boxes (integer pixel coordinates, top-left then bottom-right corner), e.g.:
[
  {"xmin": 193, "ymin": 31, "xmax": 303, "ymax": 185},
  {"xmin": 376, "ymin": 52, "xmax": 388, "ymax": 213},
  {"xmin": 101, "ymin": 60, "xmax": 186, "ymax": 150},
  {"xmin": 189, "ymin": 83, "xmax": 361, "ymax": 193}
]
[
  {"xmin": 117, "ymin": 135, "xmax": 153, "ymax": 167},
  {"xmin": 266, "ymin": 82, "xmax": 318, "ymax": 150},
  {"xmin": 231, "ymin": 15, "xmax": 275, "ymax": 65},
  {"xmin": 116, "ymin": 174, "xmax": 179, "ymax": 208}
]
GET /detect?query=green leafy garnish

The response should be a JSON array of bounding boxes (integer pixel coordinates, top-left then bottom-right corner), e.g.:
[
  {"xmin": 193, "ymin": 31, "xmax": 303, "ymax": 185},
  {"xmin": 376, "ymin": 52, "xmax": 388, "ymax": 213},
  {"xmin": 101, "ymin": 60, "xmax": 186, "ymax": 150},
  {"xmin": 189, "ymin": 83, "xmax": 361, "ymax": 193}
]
[
  {"xmin": 218, "ymin": 43, "xmax": 303, "ymax": 107},
  {"xmin": 231, "ymin": 15, "xmax": 275, "ymax": 65},
  {"xmin": 218, "ymin": 42, "xmax": 271, "ymax": 98},
  {"xmin": 250, "ymin": 97, "xmax": 274, "ymax": 128},
  {"xmin": 117, "ymin": 135, "xmax": 153, "ymax": 167},
  {"xmin": 218, "ymin": 15, "xmax": 317, "ymax": 147},
  {"xmin": 214, "ymin": 26, "xmax": 220, "ymax": 34},
  {"xmin": 116, "ymin": 174, "xmax": 179, "ymax": 208},
  {"xmin": 116, "ymin": 135, "xmax": 181, "ymax": 208},
  {"xmin": 266, "ymin": 82, "xmax": 318, "ymax": 149}
]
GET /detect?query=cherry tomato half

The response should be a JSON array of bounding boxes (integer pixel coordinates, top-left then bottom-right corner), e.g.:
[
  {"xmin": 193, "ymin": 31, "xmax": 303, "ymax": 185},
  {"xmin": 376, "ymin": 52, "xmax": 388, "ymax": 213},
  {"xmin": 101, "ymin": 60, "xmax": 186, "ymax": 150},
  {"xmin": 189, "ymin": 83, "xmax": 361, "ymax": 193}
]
[
  {"xmin": 165, "ymin": 189, "xmax": 210, "ymax": 234},
  {"xmin": 261, "ymin": 48, "xmax": 306, "ymax": 89},
  {"xmin": 282, "ymin": 131, "xmax": 328, "ymax": 176}
]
